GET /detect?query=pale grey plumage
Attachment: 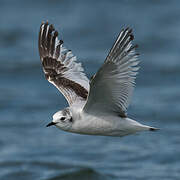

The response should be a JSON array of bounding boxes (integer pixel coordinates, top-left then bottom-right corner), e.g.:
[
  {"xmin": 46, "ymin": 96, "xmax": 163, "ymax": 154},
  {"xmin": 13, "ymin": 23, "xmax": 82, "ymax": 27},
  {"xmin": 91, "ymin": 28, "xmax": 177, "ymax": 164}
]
[{"xmin": 83, "ymin": 28, "xmax": 139, "ymax": 117}]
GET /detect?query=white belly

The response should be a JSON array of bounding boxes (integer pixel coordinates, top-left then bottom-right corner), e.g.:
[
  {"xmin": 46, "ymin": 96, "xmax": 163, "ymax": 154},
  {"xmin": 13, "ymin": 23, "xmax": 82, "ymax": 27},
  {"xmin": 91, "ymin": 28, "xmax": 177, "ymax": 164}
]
[{"xmin": 70, "ymin": 112, "xmax": 147, "ymax": 137}]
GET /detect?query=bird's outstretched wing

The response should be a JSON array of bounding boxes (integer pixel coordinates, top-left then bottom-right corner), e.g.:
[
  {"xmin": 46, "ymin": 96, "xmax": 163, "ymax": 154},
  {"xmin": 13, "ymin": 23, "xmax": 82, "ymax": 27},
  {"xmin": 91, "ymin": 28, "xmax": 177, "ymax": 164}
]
[
  {"xmin": 83, "ymin": 28, "xmax": 139, "ymax": 117},
  {"xmin": 38, "ymin": 21, "xmax": 89, "ymax": 106}
]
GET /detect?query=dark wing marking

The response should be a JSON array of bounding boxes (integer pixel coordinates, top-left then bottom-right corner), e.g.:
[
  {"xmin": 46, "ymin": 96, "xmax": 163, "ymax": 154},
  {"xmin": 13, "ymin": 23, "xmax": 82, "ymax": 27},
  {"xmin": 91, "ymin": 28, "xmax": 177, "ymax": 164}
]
[{"xmin": 38, "ymin": 21, "xmax": 89, "ymax": 106}]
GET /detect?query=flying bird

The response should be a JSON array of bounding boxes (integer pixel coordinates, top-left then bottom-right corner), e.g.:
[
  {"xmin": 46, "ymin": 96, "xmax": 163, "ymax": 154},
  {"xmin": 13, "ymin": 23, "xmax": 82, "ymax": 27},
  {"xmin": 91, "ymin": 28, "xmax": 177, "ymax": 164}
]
[{"xmin": 38, "ymin": 21, "xmax": 158, "ymax": 137}]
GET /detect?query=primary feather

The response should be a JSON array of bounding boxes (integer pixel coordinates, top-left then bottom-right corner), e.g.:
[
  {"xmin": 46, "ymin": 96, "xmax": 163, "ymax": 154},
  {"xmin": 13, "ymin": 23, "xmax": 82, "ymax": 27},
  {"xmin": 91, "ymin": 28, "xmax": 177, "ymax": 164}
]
[{"xmin": 38, "ymin": 21, "xmax": 89, "ymax": 106}]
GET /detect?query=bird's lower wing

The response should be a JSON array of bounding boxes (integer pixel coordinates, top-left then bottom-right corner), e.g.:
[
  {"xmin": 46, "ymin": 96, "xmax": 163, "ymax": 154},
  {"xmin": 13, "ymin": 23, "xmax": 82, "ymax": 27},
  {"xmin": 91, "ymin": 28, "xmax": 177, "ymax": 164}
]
[
  {"xmin": 38, "ymin": 21, "xmax": 89, "ymax": 106},
  {"xmin": 83, "ymin": 28, "xmax": 139, "ymax": 117}
]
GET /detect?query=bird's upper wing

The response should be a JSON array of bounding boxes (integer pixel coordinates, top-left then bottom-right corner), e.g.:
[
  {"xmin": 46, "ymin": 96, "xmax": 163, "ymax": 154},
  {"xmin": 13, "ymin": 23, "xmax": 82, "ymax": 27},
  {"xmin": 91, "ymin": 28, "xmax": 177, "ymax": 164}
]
[
  {"xmin": 83, "ymin": 28, "xmax": 139, "ymax": 117},
  {"xmin": 38, "ymin": 21, "xmax": 89, "ymax": 106}
]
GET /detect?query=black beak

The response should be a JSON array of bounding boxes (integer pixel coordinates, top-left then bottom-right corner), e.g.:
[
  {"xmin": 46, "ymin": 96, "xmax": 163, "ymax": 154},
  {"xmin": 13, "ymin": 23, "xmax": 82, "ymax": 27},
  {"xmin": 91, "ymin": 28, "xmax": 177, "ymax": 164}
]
[{"xmin": 46, "ymin": 122, "xmax": 56, "ymax": 127}]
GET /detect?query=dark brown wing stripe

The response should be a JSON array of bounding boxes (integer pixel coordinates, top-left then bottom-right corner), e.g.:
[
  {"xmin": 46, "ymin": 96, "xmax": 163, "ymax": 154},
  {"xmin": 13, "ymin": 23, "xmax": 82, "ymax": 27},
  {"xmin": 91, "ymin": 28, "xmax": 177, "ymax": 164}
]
[
  {"xmin": 41, "ymin": 22, "xmax": 48, "ymax": 56},
  {"xmin": 50, "ymin": 31, "xmax": 58, "ymax": 57},
  {"xmin": 38, "ymin": 22, "xmax": 44, "ymax": 58},
  {"xmin": 38, "ymin": 21, "xmax": 89, "ymax": 105},
  {"xmin": 57, "ymin": 78, "xmax": 88, "ymax": 99},
  {"xmin": 47, "ymin": 24, "xmax": 54, "ymax": 56},
  {"xmin": 42, "ymin": 57, "xmax": 88, "ymax": 99}
]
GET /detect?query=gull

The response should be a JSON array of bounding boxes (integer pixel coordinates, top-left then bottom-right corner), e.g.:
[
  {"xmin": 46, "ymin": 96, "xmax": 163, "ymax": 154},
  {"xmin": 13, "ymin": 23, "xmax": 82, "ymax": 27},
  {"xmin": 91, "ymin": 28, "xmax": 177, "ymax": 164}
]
[{"xmin": 38, "ymin": 21, "xmax": 158, "ymax": 137}]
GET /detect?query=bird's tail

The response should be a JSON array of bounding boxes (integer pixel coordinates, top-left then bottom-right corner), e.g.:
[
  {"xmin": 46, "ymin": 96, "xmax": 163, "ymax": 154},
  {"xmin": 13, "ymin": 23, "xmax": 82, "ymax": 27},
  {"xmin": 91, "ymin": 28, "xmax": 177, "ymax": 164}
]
[
  {"xmin": 126, "ymin": 118, "xmax": 159, "ymax": 132},
  {"xmin": 149, "ymin": 127, "xmax": 160, "ymax": 131}
]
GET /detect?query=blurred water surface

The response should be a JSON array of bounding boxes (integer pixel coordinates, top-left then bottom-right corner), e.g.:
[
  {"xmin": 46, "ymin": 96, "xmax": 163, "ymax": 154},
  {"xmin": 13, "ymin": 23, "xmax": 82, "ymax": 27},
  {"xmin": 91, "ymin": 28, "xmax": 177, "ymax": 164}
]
[{"xmin": 1, "ymin": 0, "xmax": 180, "ymax": 179}]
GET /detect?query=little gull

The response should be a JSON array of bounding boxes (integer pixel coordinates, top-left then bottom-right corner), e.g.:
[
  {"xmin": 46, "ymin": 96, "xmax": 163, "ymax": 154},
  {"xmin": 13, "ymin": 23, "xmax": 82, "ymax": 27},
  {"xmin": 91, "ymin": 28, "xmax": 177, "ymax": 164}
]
[{"xmin": 38, "ymin": 21, "xmax": 158, "ymax": 137}]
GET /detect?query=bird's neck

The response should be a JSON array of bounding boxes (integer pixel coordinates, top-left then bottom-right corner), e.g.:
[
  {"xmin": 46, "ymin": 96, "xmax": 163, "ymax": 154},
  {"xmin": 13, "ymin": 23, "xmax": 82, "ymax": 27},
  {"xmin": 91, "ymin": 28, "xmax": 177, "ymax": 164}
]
[{"xmin": 70, "ymin": 106, "xmax": 82, "ymax": 121}]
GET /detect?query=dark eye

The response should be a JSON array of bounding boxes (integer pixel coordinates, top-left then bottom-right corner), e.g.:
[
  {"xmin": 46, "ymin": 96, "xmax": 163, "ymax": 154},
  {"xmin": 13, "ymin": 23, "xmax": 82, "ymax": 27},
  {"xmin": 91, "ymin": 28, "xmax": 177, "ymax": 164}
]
[
  {"xmin": 60, "ymin": 117, "xmax": 66, "ymax": 121},
  {"xmin": 69, "ymin": 117, "xmax": 73, "ymax": 122}
]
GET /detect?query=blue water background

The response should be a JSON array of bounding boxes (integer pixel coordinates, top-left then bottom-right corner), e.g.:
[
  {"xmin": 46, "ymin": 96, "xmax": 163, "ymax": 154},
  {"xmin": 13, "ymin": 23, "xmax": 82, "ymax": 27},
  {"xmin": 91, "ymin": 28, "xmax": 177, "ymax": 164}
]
[{"xmin": 0, "ymin": 0, "xmax": 180, "ymax": 179}]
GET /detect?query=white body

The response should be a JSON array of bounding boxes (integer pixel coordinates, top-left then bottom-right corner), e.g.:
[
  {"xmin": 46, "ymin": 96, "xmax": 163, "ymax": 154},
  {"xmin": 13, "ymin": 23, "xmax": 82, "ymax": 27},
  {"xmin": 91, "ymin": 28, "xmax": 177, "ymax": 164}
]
[{"xmin": 55, "ymin": 106, "xmax": 152, "ymax": 137}]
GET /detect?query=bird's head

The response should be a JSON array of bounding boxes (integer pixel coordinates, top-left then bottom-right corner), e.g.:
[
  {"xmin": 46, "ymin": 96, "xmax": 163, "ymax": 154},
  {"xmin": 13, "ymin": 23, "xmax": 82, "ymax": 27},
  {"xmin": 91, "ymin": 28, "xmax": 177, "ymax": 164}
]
[{"xmin": 46, "ymin": 108, "xmax": 73, "ymax": 131}]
